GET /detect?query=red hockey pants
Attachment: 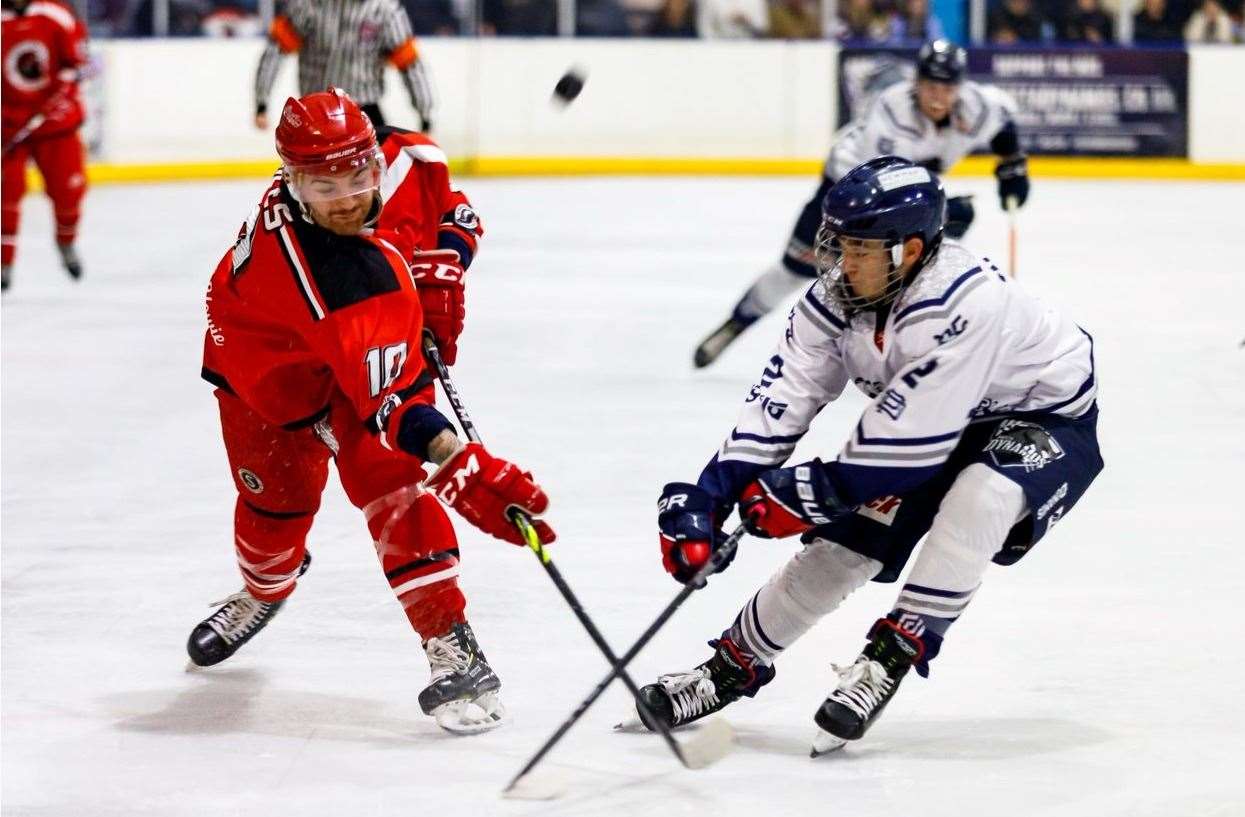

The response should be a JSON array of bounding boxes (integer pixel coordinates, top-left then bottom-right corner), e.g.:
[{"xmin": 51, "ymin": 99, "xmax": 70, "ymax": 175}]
[
  {"xmin": 215, "ymin": 389, "xmax": 466, "ymax": 641},
  {"xmin": 1, "ymin": 129, "xmax": 86, "ymax": 266}
]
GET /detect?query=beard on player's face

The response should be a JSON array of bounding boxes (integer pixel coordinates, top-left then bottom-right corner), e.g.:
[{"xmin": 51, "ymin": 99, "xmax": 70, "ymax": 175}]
[{"xmin": 308, "ymin": 191, "xmax": 374, "ymax": 235}]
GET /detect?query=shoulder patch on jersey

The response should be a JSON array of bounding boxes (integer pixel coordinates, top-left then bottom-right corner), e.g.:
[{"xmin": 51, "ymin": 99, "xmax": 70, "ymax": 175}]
[{"xmin": 287, "ymin": 214, "xmax": 401, "ymax": 314}]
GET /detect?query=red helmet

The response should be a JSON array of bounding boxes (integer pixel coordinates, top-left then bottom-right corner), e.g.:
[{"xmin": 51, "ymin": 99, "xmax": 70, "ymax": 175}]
[{"xmin": 275, "ymin": 87, "xmax": 384, "ymax": 203}]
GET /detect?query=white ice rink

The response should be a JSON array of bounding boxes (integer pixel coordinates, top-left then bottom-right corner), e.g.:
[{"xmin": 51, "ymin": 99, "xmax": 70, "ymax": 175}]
[{"xmin": 3, "ymin": 175, "xmax": 1244, "ymax": 816}]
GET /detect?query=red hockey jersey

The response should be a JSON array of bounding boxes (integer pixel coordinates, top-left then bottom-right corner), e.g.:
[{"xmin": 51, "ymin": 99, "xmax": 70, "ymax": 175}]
[
  {"xmin": 202, "ymin": 129, "xmax": 483, "ymax": 449},
  {"xmin": 1, "ymin": 0, "xmax": 87, "ymax": 144}
]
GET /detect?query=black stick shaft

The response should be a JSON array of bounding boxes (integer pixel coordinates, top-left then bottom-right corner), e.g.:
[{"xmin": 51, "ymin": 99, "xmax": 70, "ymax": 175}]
[
  {"xmin": 418, "ymin": 336, "xmax": 695, "ymax": 780},
  {"xmin": 507, "ymin": 524, "xmax": 745, "ymax": 787}
]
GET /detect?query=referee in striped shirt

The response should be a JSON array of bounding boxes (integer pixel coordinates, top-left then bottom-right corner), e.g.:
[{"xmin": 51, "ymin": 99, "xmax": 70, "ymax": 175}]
[{"xmin": 254, "ymin": 0, "xmax": 435, "ymax": 132}]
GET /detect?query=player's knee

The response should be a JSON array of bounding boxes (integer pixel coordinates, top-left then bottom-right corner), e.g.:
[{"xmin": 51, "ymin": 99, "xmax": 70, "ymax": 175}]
[
  {"xmin": 945, "ymin": 196, "xmax": 975, "ymax": 239},
  {"xmin": 780, "ymin": 538, "xmax": 879, "ymax": 616},
  {"xmin": 936, "ymin": 464, "xmax": 1025, "ymax": 555}
]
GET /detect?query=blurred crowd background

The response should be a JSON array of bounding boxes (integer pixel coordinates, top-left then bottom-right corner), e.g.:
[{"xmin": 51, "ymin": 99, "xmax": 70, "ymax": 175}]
[{"xmin": 73, "ymin": 0, "xmax": 1245, "ymax": 48}]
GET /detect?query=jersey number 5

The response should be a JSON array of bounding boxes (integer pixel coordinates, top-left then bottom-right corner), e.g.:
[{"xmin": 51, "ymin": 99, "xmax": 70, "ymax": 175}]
[{"xmin": 365, "ymin": 343, "xmax": 408, "ymax": 398}]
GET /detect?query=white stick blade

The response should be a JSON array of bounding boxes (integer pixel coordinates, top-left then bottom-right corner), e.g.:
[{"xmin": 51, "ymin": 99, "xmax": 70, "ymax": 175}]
[
  {"xmin": 681, "ymin": 717, "xmax": 735, "ymax": 769},
  {"xmin": 502, "ymin": 770, "xmax": 568, "ymax": 801}
]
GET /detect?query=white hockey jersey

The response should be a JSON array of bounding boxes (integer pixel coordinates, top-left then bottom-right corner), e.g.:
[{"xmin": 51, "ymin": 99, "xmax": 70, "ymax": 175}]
[
  {"xmin": 826, "ymin": 80, "xmax": 1019, "ymax": 182},
  {"xmin": 699, "ymin": 242, "xmax": 1097, "ymax": 506}
]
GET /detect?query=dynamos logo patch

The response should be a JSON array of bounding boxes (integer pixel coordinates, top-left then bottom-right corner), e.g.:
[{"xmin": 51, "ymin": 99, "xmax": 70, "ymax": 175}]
[{"xmin": 985, "ymin": 420, "xmax": 1065, "ymax": 472}]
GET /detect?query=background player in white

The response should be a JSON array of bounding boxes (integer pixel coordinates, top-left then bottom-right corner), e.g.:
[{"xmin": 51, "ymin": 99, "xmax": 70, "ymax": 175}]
[
  {"xmin": 641, "ymin": 156, "xmax": 1101, "ymax": 753},
  {"xmin": 694, "ymin": 39, "xmax": 1030, "ymax": 368}
]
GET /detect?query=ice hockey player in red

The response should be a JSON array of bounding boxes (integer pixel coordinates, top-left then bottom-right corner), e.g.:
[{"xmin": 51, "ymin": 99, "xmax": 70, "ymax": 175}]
[
  {"xmin": 189, "ymin": 87, "xmax": 555, "ymax": 734},
  {"xmin": 1, "ymin": 0, "xmax": 89, "ymax": 292}
]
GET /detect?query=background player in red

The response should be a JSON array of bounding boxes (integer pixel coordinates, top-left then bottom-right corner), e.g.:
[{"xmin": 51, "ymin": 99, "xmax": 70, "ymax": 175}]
[
  {"xmin": 189, "ymin": 88, "xmax": 554, "ymax": 734},
  {"xmin": 1, "ymin": 0, "xmax": 88, "ymax": 292}
]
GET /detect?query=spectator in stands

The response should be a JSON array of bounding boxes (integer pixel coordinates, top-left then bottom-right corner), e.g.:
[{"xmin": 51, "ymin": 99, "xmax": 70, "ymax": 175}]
[
  {"xmin": 699, "ymin": 0, "xmax": 768, "ymax": 37},
  {"xmin": 838, "ymin": 0, "xmax": 895, "ymax": 41},
  {"xmin": 987, "ymin": 0, "xmax": 1047, "ymax": 41},
  {"xmin": 618, "ymin": 0, "xmax": 662, "ymax": 33},
  {"xmin": 1061, "ymin": 0, "xmax": 1114, "ymax": 40},
  {"xmin": 480, "ymin": 0, "xmax": 556, "ymax": 34},
  {"xmin": 649, "ymin": 0, "xmax": 695, "ymax": 35},
  {"xmin": 403, "ymin": 0, "xmax": 460, "ymax": 34},
  {"xmin": 1133, "ymin": 0, "xmax": 1184, "ymax": 40},
  {"xmin": 885, "ymin": 0, "xmax": 945, "ymax": 41},
  {"xmin": 769, "ymin": 0, "xmax": 821, "ymax": 37},
  {"xmin": 126, "ymin": 0, "xmax": 211, "ymax": 35},
  {"xmin": 578, "ymin": 0, "xmax": 631, "ymax": 34},
  {"xmin": 1183, "ymin": 0, "xmax": 1234, "ymax": 38}
]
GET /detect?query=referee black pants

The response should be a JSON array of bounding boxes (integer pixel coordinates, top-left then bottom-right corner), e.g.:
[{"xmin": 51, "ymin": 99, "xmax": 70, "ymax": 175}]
[{"xmin": 360, "ymin": 103, "xmax": 386, "ymax": 128}]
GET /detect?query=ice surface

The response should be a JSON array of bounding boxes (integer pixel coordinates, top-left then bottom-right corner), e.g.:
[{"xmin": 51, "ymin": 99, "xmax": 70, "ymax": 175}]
[{"xmin": 3, "ymin": 175, "xmax": 1244, "ymax": 816}]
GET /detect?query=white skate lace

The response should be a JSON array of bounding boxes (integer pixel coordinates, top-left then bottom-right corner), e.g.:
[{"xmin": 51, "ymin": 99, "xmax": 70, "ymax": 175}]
[
  {"xmin": 205, "ymin": 591, "xmax": 272, "ymax": 644},
  {"xmin": 658, "ymin": 669, "xmax": 719, "ymax": 723},
  {"xmin": 828, "ymin": 657, "xmax": 893, "ymax": 720},
  {"xmin": 424, "ymin": 636, "xmax": 470, "ymax": 680}
]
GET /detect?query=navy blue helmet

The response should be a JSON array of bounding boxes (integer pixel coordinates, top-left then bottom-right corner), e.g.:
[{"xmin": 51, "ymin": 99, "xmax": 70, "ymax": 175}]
[
  {"xmin": 815, "ymin": 156, "xmax": 947, "ymax": 312},
  {"xmin": 917, "ymin": 39, "xmax": 967, "ymax": 84}
]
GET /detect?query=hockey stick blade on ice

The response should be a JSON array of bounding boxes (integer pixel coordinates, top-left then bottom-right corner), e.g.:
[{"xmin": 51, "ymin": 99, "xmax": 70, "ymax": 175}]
[
  {"xmin": 416, "ymin": 336, "xmax": 725, "ymax": 790},
  {"xmin": 512, "ymin": 525, "xmax": 748, "ymax": 794}
]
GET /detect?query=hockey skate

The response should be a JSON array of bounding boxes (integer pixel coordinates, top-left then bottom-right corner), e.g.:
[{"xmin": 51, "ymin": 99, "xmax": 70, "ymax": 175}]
[
  {"xmin": 419, "ymin": 621, "xmax": 507, "ymax": 734},
  {"xmin": 1, "ymin": 265, "xmax": 10, "ymax": 292},
  {"xmin": 813, "ymin": 618, "xmax": 923, "ymax": 746},
  {"xmin": 632, "ymin": 638, "xmax": 773, "ymax": 732},
  {"xmin": 693, "ymin": 315, "xmax": 752, "ymax": 368},
  {"xmin": 57, "ymin": 243, "xmax": 82, "ymax": 280},
  {"xmin": 186, "ymin": 552, "xmax": 311, "ymax": 668}
]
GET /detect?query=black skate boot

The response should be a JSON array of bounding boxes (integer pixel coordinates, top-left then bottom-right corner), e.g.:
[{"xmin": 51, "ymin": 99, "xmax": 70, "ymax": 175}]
[
  {"xmin": 419, "ymin": 621, "xmax": 506, "ymax": 734},
  {"xmin": 57, "ymin": 243, "xmax": 82, "ymax": 280},
  {"xmin": 693, "ymin": 315, "xmax": 753, "ymax": 368},
  {"xmin": 186, "ymin": 552, "xmax": 310, "ymax": 668},
  {"xmin": 636, "ymin": 637, "xmax": 774, "ymax": 731},
  {"xmin": 814, "ymin": 618, "xmax": 924, "ymax": 743},
  {"xmin": 2, "ymin": 264, "xmax": 11, "ymax": 292}
]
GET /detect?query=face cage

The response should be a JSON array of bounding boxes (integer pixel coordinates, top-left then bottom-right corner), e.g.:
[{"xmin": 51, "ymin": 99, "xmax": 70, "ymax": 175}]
[
  {"xmin": 813, "ymin": 221, "xmax": 909, "ymax": 313},
  {"xmin": 283, "ymin": 146, "xmax": 387, "ymax": 204}
]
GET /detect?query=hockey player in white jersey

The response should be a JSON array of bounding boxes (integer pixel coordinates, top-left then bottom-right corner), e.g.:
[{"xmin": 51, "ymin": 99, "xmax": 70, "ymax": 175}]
[
  {"xmin": 640, "ymin": 156, "xmax": 1101, "ymax": 752},
  {"xmin": 694, "ymin": 39, "xmax": 1030, "ymax": 368}
]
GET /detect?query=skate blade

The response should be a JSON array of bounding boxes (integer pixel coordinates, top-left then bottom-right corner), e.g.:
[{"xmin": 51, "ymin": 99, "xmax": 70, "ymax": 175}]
[
  {"xmin": 432, "ymin": 692, "xmax": 508, "ymax": 735},
  {"xmin": 810, "ymin": 728, "xmax": 847, "ymax": 758}
]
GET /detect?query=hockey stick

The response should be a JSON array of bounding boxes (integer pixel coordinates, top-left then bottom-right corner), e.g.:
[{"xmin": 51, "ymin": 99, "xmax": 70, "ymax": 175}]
[
  {"xmin": 2, "ymin": 81, "xmax": 73, "ymax": 156},
  {"xmin": 505, "ymin": 524, "xmax": 745, "ymax": 795},
  {"xmin": 1006, "ymin": 196, "xmax": 1018, "ymax": 279},
  {"xmin": 417, "ymin": 335, "xmax": 726, "ymax": 784},
  {"xmin": 2, "ymin": 113, "xmax": 46, "ymax": 156}
]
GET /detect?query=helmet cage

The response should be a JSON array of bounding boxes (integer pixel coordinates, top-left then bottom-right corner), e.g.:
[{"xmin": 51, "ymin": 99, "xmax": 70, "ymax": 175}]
[{"xmin": 815, "ymin": 224, "xmax": 909, "ymax": 313}]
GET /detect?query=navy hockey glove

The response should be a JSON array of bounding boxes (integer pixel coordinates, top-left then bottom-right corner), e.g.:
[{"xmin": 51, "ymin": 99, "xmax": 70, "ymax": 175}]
[
  {"xmin": 739, "ymin": 460, "xmax": 850, "ymax": 539},
  {"xmin": 658, "ymin": 482, "xmax": 731, "ymax": 584},
  {"xmin": 995, "ymin": 154, "xmax": 1029, "ymax": 209}
]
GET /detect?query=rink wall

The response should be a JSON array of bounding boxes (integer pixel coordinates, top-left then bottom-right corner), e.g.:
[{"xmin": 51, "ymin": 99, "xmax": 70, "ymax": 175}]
[{"xmin": 70, "ymin": 39, "xmax": 1245, "ymax": 183}]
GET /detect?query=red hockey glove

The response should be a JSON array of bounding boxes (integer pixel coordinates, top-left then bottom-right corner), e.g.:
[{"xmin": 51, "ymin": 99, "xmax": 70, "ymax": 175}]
[
  {"xmin": 410, "ymin": 250, "xmax": 465, "ymax": 365},
  {"xmin": 425, "ymin": 441, "xmax": 556, "ymax": 546},
  {"xmin": 739, "ymin": 460, "xmax": 850, "ymax": 539}
]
